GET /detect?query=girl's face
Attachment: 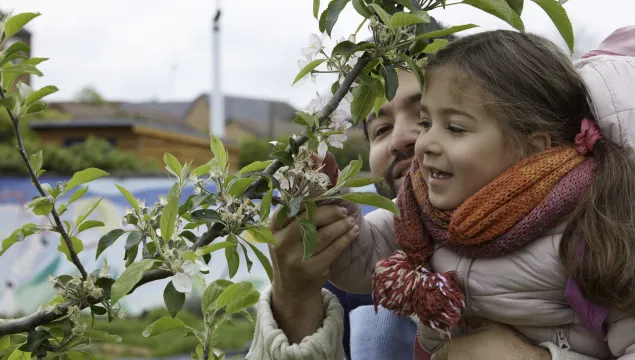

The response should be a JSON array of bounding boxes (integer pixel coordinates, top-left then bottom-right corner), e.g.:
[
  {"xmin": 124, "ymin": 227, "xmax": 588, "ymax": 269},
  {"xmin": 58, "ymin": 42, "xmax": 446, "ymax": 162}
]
[{"xmin": 415, "ymin": 67, "xmax": 518, "ymax": 210}]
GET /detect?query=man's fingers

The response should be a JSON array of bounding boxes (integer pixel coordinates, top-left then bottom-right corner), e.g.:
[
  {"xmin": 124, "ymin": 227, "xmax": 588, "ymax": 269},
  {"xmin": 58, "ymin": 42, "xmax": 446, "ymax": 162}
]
[
  {"xmin": 307, "ymin": 225, "xmax": 360, "ymax": 267},
  {"xmin": 271, "ymin": 204, "xmax": 349, "ymax": 232},
  {"xmin": 312, "ymin": 216, "xmax": 356, "ymax": 255}
]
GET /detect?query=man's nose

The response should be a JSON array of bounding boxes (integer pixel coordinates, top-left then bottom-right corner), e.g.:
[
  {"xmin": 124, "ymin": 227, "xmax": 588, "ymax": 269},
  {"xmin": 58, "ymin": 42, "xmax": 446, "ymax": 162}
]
[{"xmin": 389, "ymin": 114, "xmax": 420, "ymax": 156}]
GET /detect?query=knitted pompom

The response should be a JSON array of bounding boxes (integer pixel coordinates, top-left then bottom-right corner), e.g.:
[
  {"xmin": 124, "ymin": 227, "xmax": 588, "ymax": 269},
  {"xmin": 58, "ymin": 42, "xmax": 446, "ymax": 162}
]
[{"xmin": 372, "ymin": 250, "xmax": 465, "ymax": 337}]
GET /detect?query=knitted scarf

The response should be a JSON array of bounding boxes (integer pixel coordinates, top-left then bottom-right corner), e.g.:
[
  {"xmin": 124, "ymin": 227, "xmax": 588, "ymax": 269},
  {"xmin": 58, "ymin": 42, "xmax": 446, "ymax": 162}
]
[{"xmin": 372, "ymin": 146, "xmax": 597, "ymax": 337}]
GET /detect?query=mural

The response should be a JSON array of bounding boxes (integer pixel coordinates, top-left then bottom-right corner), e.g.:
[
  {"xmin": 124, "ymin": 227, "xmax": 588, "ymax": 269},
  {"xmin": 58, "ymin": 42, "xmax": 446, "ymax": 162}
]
[{"xmin": 0, "ymin": 176, "xmax": 377, "ymax": 317}]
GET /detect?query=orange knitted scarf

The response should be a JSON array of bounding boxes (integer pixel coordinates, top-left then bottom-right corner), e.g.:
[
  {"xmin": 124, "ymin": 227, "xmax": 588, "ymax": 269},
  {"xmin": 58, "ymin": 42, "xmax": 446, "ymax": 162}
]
[{"xmin": 372, "ymin": 146, "xmax": 596, "ymax": 336}]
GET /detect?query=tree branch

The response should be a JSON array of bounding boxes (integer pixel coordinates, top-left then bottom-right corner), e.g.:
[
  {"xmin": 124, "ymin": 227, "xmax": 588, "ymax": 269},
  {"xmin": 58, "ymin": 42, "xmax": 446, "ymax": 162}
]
[{"xmin": 0, "ymin": 87, "xmax": 88, "ymax": 279}]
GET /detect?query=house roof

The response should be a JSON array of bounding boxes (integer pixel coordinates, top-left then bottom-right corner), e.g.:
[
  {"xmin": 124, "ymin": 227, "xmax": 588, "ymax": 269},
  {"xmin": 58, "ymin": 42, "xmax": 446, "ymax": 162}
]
[{"xmin": 194, "ymin": 94, "xmax": 297, "ymax": 122}]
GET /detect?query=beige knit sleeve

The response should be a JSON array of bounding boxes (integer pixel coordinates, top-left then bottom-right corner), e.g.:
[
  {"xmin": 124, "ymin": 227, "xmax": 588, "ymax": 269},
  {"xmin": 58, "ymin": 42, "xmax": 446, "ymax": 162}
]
[{"xmin": 245, "ymin": 287, "xmax": 347, "ymax": 360}]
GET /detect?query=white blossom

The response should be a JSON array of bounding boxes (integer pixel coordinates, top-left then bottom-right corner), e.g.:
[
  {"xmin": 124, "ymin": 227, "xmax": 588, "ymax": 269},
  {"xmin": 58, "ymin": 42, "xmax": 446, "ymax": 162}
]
[
  {"xmin": 172, "ymin": 260, "xmax": 209, "ymax": 294},
  {"xmin": 301, "ymin": 33, "xmax": 324, "ymax": 61}
]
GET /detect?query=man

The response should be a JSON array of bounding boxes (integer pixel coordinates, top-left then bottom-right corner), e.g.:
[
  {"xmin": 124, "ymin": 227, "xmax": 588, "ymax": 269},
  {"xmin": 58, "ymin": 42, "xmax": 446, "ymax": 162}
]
[{"xmin": 247, "ymin": 69, "xmax": 561, "ymax": 359}]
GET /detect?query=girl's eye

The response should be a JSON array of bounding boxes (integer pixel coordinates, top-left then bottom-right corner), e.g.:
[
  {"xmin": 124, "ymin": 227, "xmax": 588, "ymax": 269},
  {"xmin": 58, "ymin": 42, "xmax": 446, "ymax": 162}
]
[
  {"xmin": 447, "ymin": 125, "xmax": 465, "ymax": 134},
  {"xmin": 419, "ymin": 120, "xmax": 431, "ymax": 129}
]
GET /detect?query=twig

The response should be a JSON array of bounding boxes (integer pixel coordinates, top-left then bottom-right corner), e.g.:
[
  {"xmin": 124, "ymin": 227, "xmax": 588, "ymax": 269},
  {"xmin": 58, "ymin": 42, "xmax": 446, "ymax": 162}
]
[
  {"xmin": 0, "ymin": 87, "xmax": 88, "ymax": 279},
  {"xmin": 203, "ymin": 343, "xmax": 210, "ymax": 360}
]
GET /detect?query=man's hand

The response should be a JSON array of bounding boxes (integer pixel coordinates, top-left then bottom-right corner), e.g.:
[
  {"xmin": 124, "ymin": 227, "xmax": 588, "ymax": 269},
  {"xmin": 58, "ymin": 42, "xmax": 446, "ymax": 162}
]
[
  {"xmin": 434, "ymin": 321, "xmax": 551, "ymax": 360},
  {"xmin": 269, "ymin": 204, "xmax": 359, "ymax": 343}
]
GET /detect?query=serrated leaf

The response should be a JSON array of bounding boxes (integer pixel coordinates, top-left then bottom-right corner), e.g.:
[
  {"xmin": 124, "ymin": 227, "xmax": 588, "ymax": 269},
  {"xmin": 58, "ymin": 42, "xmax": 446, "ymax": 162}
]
[
  {"xmin": 380, "ymin": 65, "xmax": 398, "ymax": 101},
  {"xmin": 115, "ymin": 184, "xmax": 139, "ymax": 213},
  {"xmin": 374, "ymin": 92, "xmax": 387, "ymax": 117},
  {"xmin": 423, "ymin": 38, "xmax": 449, "ymax": 54},
  {"xmin": 19, "ymin": 329, "xmax": 50, "ymax": 352},
  {"xmin": 341, "ymin": 192, "xmax": 400, "ymax": 217},
  {"xmin": 67, "ymin": 186, "xmax": 88, "ymax": 206},
  {"xmin": 76, "ymin": 197, "xmax": 103, "ymax": 226},
  {"xmin": 7, "ymin": 349, "xmax": 30, "ymax": 360},
  {"xmin": 350, "ymin": 82, "xmax": 378, "ymax": 124},
  {"xmin": 215, "ymin": 282, "xmax": 259, "ymax": 314},
  {"xmin": 239, "ymin": 160, "xmax": 273, "ymax": 175},
  {"xmin": 506, "ymin": 0, "xmax": 524, "ymax": 14},
  {"xmin": 182, "ymin": 250, "xmax": 198, "ymax": 261},
  {"xmin": 245, "ymin": 241, "xmax": 273, "ymax": 281},
  {"xmin": 0, "ymin": 336, "xmax": 10, "ymax": 352},
  {"xmin": 210, "ymin": 134, "xmax": 228, "ymax": 170},
  {"xmin": 228, "ymin": 177, "xmax": 257, "ymax": 197},
  {"xmin": 271, "ymin": 150, "xmax": 294, "ymax": 166},
  {"xmin": 295, "ymin": 111, "xmax": 315, "ymax": 128},
  {"xmin": 5, "ymin": 12, "xmax": 41, "ymax": 39},
  {"xmin": 197, "ymin": 241, "xmax": 236, "ymax": 256},
  {"xmin": 25, "ymin": 85, "xmax": 58, "ymax": 106},
  {"xmin": 192, "ymin": 162, "xmax": 212, "ymax": 177},
  {"xmin": 240, "ymin": 242, "xmax": 253, "ymax": 272},
  {"xmin": 90, "ymin": 305, "xmax": 107, "ymax": 315},
  {"xmin": 319, "ymin": 0, "xmax": 350, "ymax": 36},
  {"xmin": 160, "ymin": 184, "xmax": 180, "ymax": 242},
  {"xmin": 65, "ymin": 168, "xmax": 109, "ymax": 191},
  {"xmin": 412, "ymin": 24, "xmax": 478, "ymax": 42},
  {"xmin": 369, "ymin": 4, "xmax": 392, "ymax": 25},
  {"xmin": 190, "ymin": 209, "xmax": 222, "ymax": 223},
  {"xmin": 288, "ymin": 196, "xmax": 304, "ymax": 217},
  {"xmin": 293, "ymin": 59, "xmax": 326, "ymax": 85},
  {"xmin": 125, "ymin": 231, "xmax": 143, "ymax": 250},
  {"xmin": 30, "ymin": 150, "xmax": 43, "ymax": 175},
  {"xmin": 77, "ymin": 220, "xmax": 104, "ymax": 233},
  {"xmin": 259, "ymin": 187, "xmax": 273, "ymax": 220},
  {"xmin": 352, "ymin": 0, "xmax": 373, "ymax": 17},
  {"xmin": 344, "ymin": 177, "xmax": 382, "ymax": 187},
  {"xmin": 247, "ymin": 227, "xmax": 276, "ymax": 245},
  {"xmin": 164, "ymin": 281, "xmax": 186, "ymax": 318},
  {"xmin": 225, "ymin": 234, "xmax": 240, "ymax": 278},
  {"xmin": 463, "ymin": 0, "xmax": 514, "ymax": 27},
  {"xmin": 338, "ymin": 155, "xmax": 363, "ymax": 185},
  {"xmin": 300, "ymin": 219, "xmax": 318, "ymax": 261},
  {"xmin": 531, "ymin": 0, "xmax": 574, "ymax": 53},
  {"xmin": 202, "ymin": 279, "xmax": 233, "ymax": 314},
  {"xmin": 2, "ymin": 42, "xmax": 30, "ymax": 58},
  {"xmin": 390, "ymin": 12, "xmax": 428, "ymax": 27},
  {"xmin": 142, "ymin": 317, "xmax": 185, "ymax": 337},
  {"xmin": 57, "ymin": 236, "xmax": 84, "ymax": 262},
  {"xmin": 96, "ymin": 229, "xmax": 125, "ymax": 259},
  {"xmin": 398, "ymin": 53, "xmax": 425, "ymax": 92},
  {"xmin": 314, "ymin": 0, "xmax": 320, "ymax": 18},
  {"xmin": 163, "ymin": 153, "xmax": 182, "ymax": 178},
  {"xmin": 111, "ymin": 259, "xmax": 156, "ymax": 304}
]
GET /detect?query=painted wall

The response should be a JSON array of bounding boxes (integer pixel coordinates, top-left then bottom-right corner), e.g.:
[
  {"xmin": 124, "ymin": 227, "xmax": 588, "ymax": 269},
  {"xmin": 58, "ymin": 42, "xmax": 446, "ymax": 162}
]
[{"xmin": 0, "ymin": 176, "xmax": 377, "ymax": 316}]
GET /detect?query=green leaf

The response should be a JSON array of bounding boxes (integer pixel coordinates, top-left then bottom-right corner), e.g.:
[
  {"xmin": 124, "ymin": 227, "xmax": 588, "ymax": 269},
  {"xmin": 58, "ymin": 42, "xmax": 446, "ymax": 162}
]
[
  {"xmin": 350, "ymin": 82, "xmax": 378, "ymax": 124},
  {"xmin": 506, "ymin": 0, "xmax": 524, "ymax": 14},
  {"xmin": 197, "ymin": 241, "xmax": 236, "ymax": 256},
  {"xmin": 19, "ymin": 329, "xmax": 50, "ymax": 352},
  {"xmin": 77, "ymin": 220, "xmax": 105, "ymax": 233},
  {"xmin": 245, "ymin": 241, "xmax": 273, "ymax": 281},
  {"xmin": 390, "ymin": 12, "xmax": 429, "ymax": 27},
  {"xmin": 58, "ymin": 236, "xmax": 84, "ymax": 262},
  {"xmin": 228, "ymin": 177, "xmax": 257, "ymax": 197},
  {"xmin": 305, "ymin": 201, "xmax": 317, "ymax": 223},
  {"xmin": 96, "ymin": 229, "xmax": 125, "ymax": 259},
  {"xmin": 380, "ymin": 65, "xmax": 398, "ymax": 101},
  {"xmin": 369, "ymin": 4, "xmax": 392, "ymax": 25},
  {"xmin": 192, "ymin": 162, "xmax": 212, "ymax": 177},
  {"xmin": 344, "ymin": 177, "xmax": 382, "ymax": 187},
  {"xmin": 373, "ymin": 92, "xmax": 387, "ymax": 117},
  {"xmin": 259, "ymin": 187, "xmax": 273, "ymax": 220},
  {"xmin": 531, "ymin": 0, "xmax": 574, "ymax": 53},
  {"xmin": 215, "ymin": 282, "xmax": 259, "ymax": 314},
  {"xmin": 90, "ymin": 305, "xmax": 108, "ymax": 315},
  {"xmin": 110, "ymin": 259, "xmax": 157, "ymax": 304},
  {"xmin": 240, "ymin": 242, "xmax": 253, "ymax": 272},
  {"xmin": 31, "ymin": 197, "xmax": 53, "ymax": 216},
  {"xmin": 319, "ymin": 0, "xmax": 350, "ymax": 36},
  {"xmin": 398, "ymin": 53, "xmax": 425, "ymax": 92},
  {"xmin": 271, "ymin": 150, "xmax": 294, "ymax": 166},
  {"xmin": 288, "ymin": 196, "xmax": 304, "ymax": 217},
  {"xmin": 190, "ymin": 209, "xmax": 222, "ymax": 223},
  {"xmin": 0, "ymin": 96, "xmax": 16, "ymax": 111},
  {"xmin": 225, "ymin": 234, "xmax": 240, "ymax": 278},
  {"xmin": 163, "ymin": 152, "xmax": 183, "ymax": 178},
  {"xmin": 115, "ymin": 184, "xmax": 140, "ymax": 213},
  {"xmin": 463, "ymin": 0, "xmax": 514, "ymax": 27},
  {"xmin": 394, "ymin": 0, "xmax": 415, "ymax": 10},
  {"xmin": 423, "ymin": 38, "xmax": 449, "ymax": 54},
  {"xmin": 160, "ymin": 184, "xmax": 180, "ymax": 241},
  {"xmin": 25, "ymin": 85, "xmax": 58, "ymax": 106},
  {"xmin": 67, "ymin": 186, "xmax": 88, "ymax": 206},
  {"xmin": 5, "ymin": 12, "xmax": 41, "ymax": 39},
  {"xmin": 76, "ymin": 197, "xmax": 103, "ymax": 226},
  {"xmin": 2, "ymin": 41, "xmax": 30, "ymax": 57},
  {"xmin": 16, "ymin": 82, "xmax": 34, "ymax": 101},
  {"xmin": 239, "ymin": 160, "xmax": 273, "ymax": 175},
  {"xmin": 300, "ymin": 219, "xmax": 318, "ymax": 261},
  {"xmin": 412, "ymin": 24, "xmax": 478, "ymax": 42},
  {"xmin": 182, "ymin": 250, "xmax": 198, "ymax": 261},
  {"xmin": 83, "ymin": 330, "xmax": 122, "ymax": 343},
  {"xmin": 293, "ymin": 59, "xmax": 326, "ymax": 85},
  {"xmin": 30, "ymin": 150, "xmax": 43, "ymax": 175},
  {"xmin": 314, "ymin": 0, "xmax": 320, "ymax": 18},
  {"xmin": 296, "ymin": 111, "xmax": 316, "ymax": 128},
  {"xmin": 247, "ymin": 227, "xmax": 276, "ymax": 245},
  {"xmin": 202, "ymin": 279, "xmax": 233, "ymax": 313},
  {"xmin": 338, "ymin": 155, "xmax": 364, "ymax": 186},
  {"xmin": 210, "ymin": 134, "xmax": 228, "ymax": 170},
  {"xmin": 341, "ymin": 192, "xmax": 400, "ymax": 217},
  {"xmin": 7, "ymin": 349, "xmax": 30, "ymax": 360},
  {"xmin": 0, "ymin": 336, "xmax": 10, "ymax": 352},
  {"xmin": 125, "ymin": 231, "xmax": 143, "ymax": 250},
  {"xmin": 163, "ymin": 281, "xmax": 186, "ymax": 318},
  {"xmin": 352, "ymin": 0, "xmax": 373, "ymax": 17},
  {"xmin": 66, "ymin": 168, "xmax": 109, "ymax": 191},
  {"xmin": 142, "ymin": 317, "xmax": 185, "ymax": 337}
]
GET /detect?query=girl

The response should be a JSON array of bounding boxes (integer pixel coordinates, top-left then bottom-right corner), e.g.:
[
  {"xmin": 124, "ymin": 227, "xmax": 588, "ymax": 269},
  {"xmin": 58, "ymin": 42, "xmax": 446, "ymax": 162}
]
[{"xmin": 329, "ymin": 29, "xmax": 635, "ymax": 359}]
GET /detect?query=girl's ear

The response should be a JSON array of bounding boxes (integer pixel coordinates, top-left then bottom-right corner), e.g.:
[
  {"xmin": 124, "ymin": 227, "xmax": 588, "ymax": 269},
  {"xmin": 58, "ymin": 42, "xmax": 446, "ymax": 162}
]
[{"xmin": 529, "ymin": 132, "xmax": 552, "ymax": 152}]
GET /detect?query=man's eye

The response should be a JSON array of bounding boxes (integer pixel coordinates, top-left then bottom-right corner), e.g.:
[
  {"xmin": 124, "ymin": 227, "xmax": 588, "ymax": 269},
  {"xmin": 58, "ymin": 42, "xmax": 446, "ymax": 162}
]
[{"xmin": 373, "ymin": 126, "xmax": 391, "ymax": 138}]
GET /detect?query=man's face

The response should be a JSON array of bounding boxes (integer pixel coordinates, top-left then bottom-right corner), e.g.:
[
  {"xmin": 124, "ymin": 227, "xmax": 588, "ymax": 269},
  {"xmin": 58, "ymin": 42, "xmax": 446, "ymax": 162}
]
[{"xmin": 366, "ymin": 71, "xmax": 422, "ymax": 198}]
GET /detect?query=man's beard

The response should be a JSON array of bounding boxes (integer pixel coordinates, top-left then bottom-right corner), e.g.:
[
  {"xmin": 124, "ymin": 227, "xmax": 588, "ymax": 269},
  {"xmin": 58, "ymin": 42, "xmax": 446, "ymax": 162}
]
[{"xmin": 375, "ymin": 150, "xmax": 415, "ymax": 199}]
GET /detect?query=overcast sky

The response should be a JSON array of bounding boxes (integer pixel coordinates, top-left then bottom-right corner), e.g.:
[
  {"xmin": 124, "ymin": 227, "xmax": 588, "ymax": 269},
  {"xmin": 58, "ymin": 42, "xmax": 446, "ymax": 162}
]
[{"xmin": 2, "ymin": 0, "xmax": 633, "ymax": 109}]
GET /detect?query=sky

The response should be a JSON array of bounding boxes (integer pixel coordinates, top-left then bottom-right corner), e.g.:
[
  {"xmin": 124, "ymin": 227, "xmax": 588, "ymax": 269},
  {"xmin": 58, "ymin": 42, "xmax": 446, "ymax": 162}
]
[{"xmin": 1, "ymin": 0, "xmax": 633, "ymax": 109}]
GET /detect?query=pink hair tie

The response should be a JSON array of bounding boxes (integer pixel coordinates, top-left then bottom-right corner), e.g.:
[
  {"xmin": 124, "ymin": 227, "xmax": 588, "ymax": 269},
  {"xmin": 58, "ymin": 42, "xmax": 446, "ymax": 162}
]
[{"xmin": 574, "ymin": 118, "xmax": 604, "ymax": 156}]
